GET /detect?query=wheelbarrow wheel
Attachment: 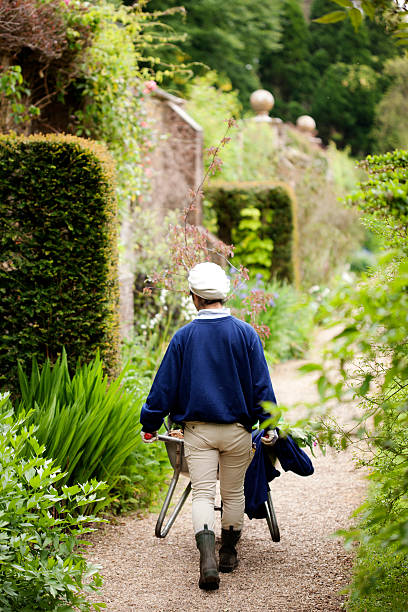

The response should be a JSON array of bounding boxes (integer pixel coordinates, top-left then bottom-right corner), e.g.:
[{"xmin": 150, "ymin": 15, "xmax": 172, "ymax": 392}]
[{"xmin": 265, "ymin": 490, "xmax": 280, "ymax": 542}]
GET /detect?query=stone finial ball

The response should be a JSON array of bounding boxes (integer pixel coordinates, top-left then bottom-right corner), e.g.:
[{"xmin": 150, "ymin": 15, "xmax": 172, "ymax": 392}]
[
  {"xmin": 296, "ymin": 115, "xmax": 316, "ymax": 132},
  {"xmin": 250, "ymin": 89, "xmax": 275, "ymax": 113}
]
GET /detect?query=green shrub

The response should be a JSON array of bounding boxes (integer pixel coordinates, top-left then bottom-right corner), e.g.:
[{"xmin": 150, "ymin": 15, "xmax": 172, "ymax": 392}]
[
  {"xmin": 0, "ymin": 134, "xmax": 120, "ymax": 393},
  {"xmin": 312, "ymin": 254, "xmax": 408, "ymax": 596},
  {"xmin": 185, "ymin": 75, "xmax": 279, "ymax": 182},
  {"xmin": 349, "ymin": 149, "xmax": 408, "ymax": 254},
  {"xmin": 348, "ymin": 540, "xmax": 408, "ymax": 612},
  {"xmin": 206, "ymin": 181, "xmax": 300, "ymax": 284},
  {"xmin": 229, "ymin": 277, "xmax": 314, "ymax": 362},
  {"xmin": 16, "ymin": 350, "xmax": 143, "ymax": 506},
  {"xmin": 0, "ymin": 393, "xmax": 105, "ymax": 611}
]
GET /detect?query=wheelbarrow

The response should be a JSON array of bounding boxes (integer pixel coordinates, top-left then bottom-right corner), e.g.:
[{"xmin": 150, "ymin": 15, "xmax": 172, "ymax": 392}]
[{"xmin": 155, "ymin": 427, "xmax": 280, "ymax": 542}]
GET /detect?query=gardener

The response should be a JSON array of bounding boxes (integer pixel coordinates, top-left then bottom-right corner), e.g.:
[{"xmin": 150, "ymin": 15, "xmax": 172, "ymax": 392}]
[{"xmin": 140, "ymin": 262, "xmax": 277, "ymax": 590}]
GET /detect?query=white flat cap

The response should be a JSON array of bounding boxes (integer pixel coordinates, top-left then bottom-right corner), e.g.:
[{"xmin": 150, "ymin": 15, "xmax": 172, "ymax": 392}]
[{"xmin": 188, "ymin": 262, "xmax": 230, "ymax": 300}]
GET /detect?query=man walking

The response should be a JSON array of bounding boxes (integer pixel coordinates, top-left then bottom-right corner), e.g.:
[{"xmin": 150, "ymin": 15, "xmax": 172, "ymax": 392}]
[{"xmin": 140, "ymin": 262, "xmax": 277, "ymax": 590}]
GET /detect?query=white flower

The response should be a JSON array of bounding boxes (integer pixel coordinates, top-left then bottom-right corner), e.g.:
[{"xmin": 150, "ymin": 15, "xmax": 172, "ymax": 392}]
[
  {"xmin": 149, "ymin": 312, "xmax": 162, "ymax": 329},
  {"xmin": 159, "ymin": 289, "xmax": 168, "ymax": 305}
]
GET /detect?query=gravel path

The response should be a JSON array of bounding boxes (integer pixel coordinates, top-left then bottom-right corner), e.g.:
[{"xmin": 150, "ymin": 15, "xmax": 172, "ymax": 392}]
[{"xmin": 85, "ymin": 331, "xmax": 367, "ymax": 611}]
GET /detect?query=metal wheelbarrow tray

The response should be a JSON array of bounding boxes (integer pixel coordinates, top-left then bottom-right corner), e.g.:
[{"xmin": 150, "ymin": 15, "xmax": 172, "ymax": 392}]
[{"xmin": 155, "ymin": 432, "xmax": 280, "ymax": 542}]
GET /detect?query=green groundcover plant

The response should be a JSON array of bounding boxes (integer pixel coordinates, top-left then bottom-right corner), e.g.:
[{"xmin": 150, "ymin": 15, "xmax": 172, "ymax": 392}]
[{"xmin": 0, "ymin": 393, "xmax": 105, "ymax": 611}]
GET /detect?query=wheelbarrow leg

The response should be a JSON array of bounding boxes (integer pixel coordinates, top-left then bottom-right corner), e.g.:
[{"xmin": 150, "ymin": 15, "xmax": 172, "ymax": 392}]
[
  {"xmin": 265, "ymin": 489, "xmax": 280, "ymax": 542},
  {"xmin": 155, "ymin": 441, "xmax": 192, "ymax": 538},
  {"xmin": 155, "ymin": 475, "xmax": 192, "ymax": 538}
]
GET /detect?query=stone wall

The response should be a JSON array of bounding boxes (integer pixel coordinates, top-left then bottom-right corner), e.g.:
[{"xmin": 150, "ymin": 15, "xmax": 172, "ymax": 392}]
[
  {"xmin": 147, "ymin": 89, "xmax": 203, "ymax": 225},
  {"xmin": 118, "ymin": 89, "xmax": 204, "ymax": 338}
]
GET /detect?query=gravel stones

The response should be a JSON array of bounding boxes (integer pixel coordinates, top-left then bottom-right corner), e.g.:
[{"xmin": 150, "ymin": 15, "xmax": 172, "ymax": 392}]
[{"xmin": 85, "ymin": 334, "xmax": 366, "ymax": 611}]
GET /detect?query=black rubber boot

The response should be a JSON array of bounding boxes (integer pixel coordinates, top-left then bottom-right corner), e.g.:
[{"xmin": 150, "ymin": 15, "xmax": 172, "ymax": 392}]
[
  {"xmin": 219, "ymin": 526, "xmax": 241, "ymax": 573},
  {"xmin": 195, "ymin": 524, "xmax": 220, "ymax": 590}
]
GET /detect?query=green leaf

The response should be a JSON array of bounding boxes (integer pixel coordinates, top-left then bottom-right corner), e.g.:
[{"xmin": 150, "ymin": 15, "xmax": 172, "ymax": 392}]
[
  {"xmin": 331, "ymin": 0, "xmax": 353, "ymax": 7},
  {"xmin": 361, "ymin": 0, "xmax": 375, "ymax": 19},
  {"xmin": 298, "ymin": 363, "xmax": 323, "ymax": 374},
  {"xmin": 313, "ymin": 10, "xmax": 347, "ymax": 24},
  {"xmin": 349, "ymin": 7, "xmax": 363, "ymax": 30}
]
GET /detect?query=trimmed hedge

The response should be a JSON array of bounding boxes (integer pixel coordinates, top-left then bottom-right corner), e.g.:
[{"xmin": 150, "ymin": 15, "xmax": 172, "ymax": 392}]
[
  {"xmin": 206, "ymin": 181, "xmax": 300, "ymax": 284},
  {"xmin": 0, "ymin": 134, "xmax": 120, "ymax": 392}
]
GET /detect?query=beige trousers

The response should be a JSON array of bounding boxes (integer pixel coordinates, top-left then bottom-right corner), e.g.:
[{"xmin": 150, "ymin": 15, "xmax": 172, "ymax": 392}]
[{"xmin": 183, "ymin": 422, "xmax": 252, "ymax": 534}]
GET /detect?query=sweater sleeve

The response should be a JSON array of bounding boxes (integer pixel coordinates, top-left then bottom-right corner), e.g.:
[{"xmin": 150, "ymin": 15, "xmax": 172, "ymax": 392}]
[
  {"xmin": 140, "ymin": 338, "xmax": 182, "ymax": 433},
  {"xmin": 249, "ymin": 334, "xmax": 277, "ymax": 427}
]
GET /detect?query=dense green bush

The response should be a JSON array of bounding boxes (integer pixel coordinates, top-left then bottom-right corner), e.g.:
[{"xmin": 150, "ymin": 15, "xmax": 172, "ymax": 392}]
[
  {"xmin": 0, "ymin": 393, "xmax": 105, "ymax": 611},
  {"xmin": 311, "ymin": 62, "xmax": 380, "ymax": 154},
  {"xmin": 185, "ymin": 76, "xmax": 279, "ymax": 183},
  {"xmin": 206, "ymin": 181, "xmax": 300, "ymax": 284},
  {"xmin": 0, "ymin": 134, "xmax": 120, "ymax": 392},
  {"xmin": 144, "ymin": 0, "xmax": 281, "ymax": 107},
  {"xmin": 259, "ymin": 0, "xmax": 316, "ymax": 123},
  {"xmin": 307, "ymin": 0, "xmax": 398, "ymax": 154}
]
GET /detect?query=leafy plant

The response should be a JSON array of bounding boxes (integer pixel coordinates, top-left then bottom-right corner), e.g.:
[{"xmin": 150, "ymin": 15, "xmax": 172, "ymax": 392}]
[
  {"xmin": 302, "ymin": 146, "xmax": 408, "ymax": 597},
  {"xmin": 206, "ymin": 181, "xmax": 299, "ymax": 284},
  {"xmin": 15, "ymin": 350, "xmax": 144, "ymax": 509},
  {"xmin": 0, "ymin": 393, "xmax": 105, "ymax": 611},
  {"xmin": 0, "ymin": 65, "xmax": 40, "ymax": 132},
  {"xmin": 229, "ymin": 277, "xmax": 314, "ymax": 361},
  {"xmin": 144, "ymin": 0, "xmax": 281, "ymax": 107},
  {"xmin": 347, "ymin": 540, "xmax": 408, "ymax": 611},
  {"xmin": 372, "ymin": 56, "xmax": 408, "ymax": 153},
  {"xmin": 348, "ymin": 149, "xmax": 408, "ymax": 253},
  {"xmin": 262, "ymin": 400, "xmax": 319, "ymax": 456},
  {"xmin": 0, "ymin": 0, "xmax": 91, "ymax": 131},
  {"xmin": 232, "ymin": 207, "xmax": 274, "ymax": 276}
]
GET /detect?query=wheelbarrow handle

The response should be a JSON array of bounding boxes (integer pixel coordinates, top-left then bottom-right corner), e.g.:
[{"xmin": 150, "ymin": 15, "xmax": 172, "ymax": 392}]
[{"xmin": 157, "ymin": 434, "xmax": 184, "ymax": 444}]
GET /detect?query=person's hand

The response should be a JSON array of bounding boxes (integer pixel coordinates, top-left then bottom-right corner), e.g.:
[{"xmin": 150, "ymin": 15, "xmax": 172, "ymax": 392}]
[
  {"xmin": 141, "ymin": 430, "xmax": 158, "ymax": 443},
  {"xmin": 261, "ymin": 429, "xmax": 278, "ymax": 446}
]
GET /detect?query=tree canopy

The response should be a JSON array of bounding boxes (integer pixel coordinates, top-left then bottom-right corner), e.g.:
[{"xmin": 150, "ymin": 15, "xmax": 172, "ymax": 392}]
[{"xmin": 143, "ymin": 0, "xmax": 282, "ymax": 106}]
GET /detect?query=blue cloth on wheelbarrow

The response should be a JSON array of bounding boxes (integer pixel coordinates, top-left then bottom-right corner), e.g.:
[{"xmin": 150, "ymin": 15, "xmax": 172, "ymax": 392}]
[
  {"xmin": 244, "ymin": 429, "xmax": 314, "ymax": 519},
  {"xmin": 244, "ymin": 430, "xmax": 280, "ymax": 519}
]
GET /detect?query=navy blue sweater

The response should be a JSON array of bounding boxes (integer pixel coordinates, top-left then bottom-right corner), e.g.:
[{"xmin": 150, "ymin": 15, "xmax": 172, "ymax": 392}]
[{"xmin": 140, "ymin": 316, "xmax": 276, "ymax": 433}]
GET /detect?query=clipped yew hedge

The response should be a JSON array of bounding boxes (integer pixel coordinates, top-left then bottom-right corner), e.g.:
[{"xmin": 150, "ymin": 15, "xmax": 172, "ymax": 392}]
[
  {"xmin": 0, "ymin": 134, "xmax": 120, "ymax": 392},
  {"xmin": 206, "ymin": 181, "xmax": 300, "ymax": 284}
]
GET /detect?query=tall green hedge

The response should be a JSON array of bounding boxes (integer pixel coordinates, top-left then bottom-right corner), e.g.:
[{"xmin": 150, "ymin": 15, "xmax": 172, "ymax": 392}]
[
  {"xmin": 0, "ymin": 134, "xmax": 120, "ymax": 392},
  {"xmin": 206, "ymin": 181, "xmax": 300, "ymax": 284}
]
